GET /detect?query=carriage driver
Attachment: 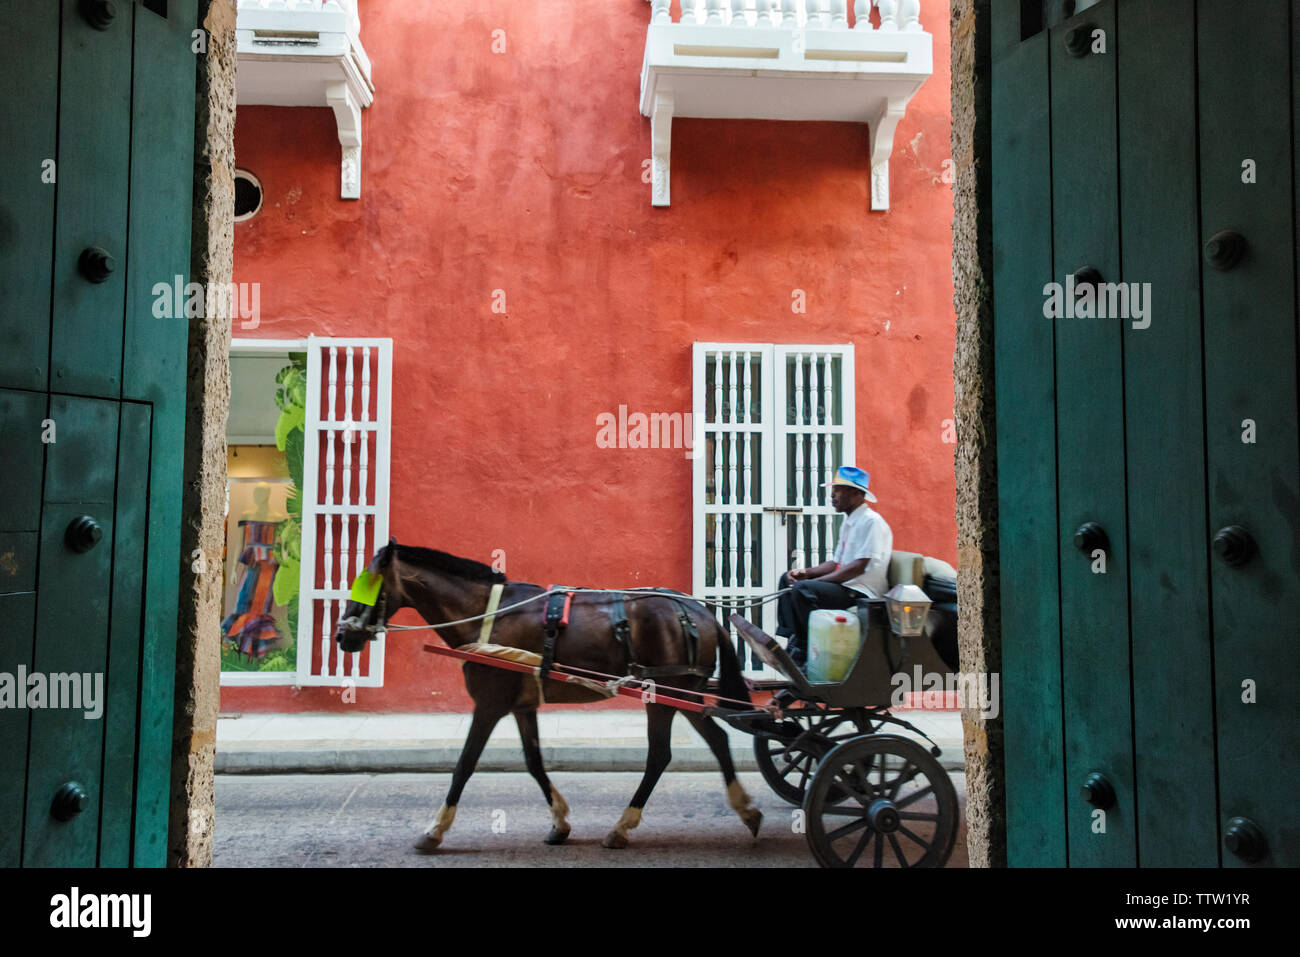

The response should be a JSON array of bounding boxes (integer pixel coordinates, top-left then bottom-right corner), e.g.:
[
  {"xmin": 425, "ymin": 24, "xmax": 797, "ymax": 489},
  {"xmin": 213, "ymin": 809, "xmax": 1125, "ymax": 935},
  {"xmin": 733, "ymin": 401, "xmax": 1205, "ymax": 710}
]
[{"xmin": 775, "ymin": 465, "xmax": 893, "ymax": 671}]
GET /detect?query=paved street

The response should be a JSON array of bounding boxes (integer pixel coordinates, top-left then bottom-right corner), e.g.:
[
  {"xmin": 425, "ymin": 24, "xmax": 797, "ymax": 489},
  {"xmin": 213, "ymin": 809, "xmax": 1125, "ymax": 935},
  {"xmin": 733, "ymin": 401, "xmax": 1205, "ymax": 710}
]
[{"xmin": 214, "ymin": 770, "xmax": 968, "ymax": 868}]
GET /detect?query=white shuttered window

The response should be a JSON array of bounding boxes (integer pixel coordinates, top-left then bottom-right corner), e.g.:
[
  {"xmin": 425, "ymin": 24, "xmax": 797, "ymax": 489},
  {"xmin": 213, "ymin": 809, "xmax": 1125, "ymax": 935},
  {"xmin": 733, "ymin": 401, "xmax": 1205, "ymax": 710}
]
[{"xmin": 692, "ymin": 343, "xmax": 855, "ymax": 679}]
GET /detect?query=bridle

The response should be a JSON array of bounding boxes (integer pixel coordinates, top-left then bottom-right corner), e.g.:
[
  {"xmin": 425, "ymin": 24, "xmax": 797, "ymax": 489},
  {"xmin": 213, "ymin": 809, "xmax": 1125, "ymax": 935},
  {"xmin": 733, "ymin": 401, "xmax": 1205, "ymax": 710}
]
[{"xmin": 338, "ymin": 589, "xmax": 389, "ymax": 639}]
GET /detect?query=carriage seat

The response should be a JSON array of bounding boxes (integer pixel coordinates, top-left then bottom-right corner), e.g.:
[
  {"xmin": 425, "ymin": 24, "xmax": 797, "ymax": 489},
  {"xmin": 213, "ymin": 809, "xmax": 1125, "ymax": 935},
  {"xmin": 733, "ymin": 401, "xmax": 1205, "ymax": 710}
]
[
  {"xmin": 869, "ymin": 550, "xmax": 960, "ymax": 673},
  {"xmin": 886, "ymin": 550, "xmax": 957, "ymax": 589}
]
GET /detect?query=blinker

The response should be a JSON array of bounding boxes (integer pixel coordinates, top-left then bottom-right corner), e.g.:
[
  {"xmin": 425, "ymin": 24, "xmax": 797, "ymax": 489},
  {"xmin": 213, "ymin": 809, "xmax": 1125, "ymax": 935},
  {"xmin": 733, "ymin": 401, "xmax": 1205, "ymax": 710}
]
[{"xmin": 350, "ymin": 570, "xmax": 383, "ymax": 606}]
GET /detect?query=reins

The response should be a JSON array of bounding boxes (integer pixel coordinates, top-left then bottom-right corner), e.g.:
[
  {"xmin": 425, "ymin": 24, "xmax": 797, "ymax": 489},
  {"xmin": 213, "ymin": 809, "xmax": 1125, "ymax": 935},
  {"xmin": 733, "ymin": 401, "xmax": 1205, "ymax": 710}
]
[{"xmin": 381, "ymin": 586, "xmax": 792, "ymax": 634}]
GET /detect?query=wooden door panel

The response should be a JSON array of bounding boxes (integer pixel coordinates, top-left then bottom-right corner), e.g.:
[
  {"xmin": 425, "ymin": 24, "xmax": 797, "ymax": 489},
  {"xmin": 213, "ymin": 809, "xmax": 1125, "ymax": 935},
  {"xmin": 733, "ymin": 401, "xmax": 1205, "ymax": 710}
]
[
  {"xmin": 0, "ymin": 2, "xmax": 59, "ymax": 391},
  {"xmin": 123, "ymin": 1, "xmax": 198, "ymax": 863},
  {"xmin": 1198, "ymin": 0, "xmax": 1300, "ymax": 869},
  {"xmin": 22, "ymin": 396, "xmax": 120, "ymax": 865},
  {"xmin": 0, "ymin": 390, "xmax": 48, "ymax": 532},
  {"xmin": 49, "ymin": 0, "xmax": 134, "ymax": 399},
  {"xmin": 1117, "ymin": 0, "xmax": 1217, "ymax": 866},
  {"xmin": 1048, "ymin": 0, "xmax": 1135, "ymax": 868},
  {"xmin": 99, "ymin": 402, "xmax": 152, "ymax": 867},
  {"xmin": 990, "ymin": 31, "xmax": 1064, "ymax": 867},
  {"xmin": 0, "ymin": 591, "xmax": 37, "ymax": 867},
  {"xmin": 0, "ymin": 389, "xmax": 49, "ymax": 866}
]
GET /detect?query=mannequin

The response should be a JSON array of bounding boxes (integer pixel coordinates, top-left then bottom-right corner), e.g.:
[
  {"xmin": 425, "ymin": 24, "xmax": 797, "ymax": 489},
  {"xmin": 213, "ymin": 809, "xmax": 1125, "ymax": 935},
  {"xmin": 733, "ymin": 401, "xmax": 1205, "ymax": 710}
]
[
  {"xmin": 240, "ymin": 481, "xmax": 286, "ymax": 524},
  {"xmin": 222, "ymin": 481, "xmax": 289, "ymax": 659}
]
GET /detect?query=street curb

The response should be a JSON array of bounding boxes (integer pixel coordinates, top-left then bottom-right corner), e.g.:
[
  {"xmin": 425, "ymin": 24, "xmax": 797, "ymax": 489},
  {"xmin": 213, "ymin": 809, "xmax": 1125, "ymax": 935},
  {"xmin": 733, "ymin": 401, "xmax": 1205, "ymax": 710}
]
[{"xmin": 214, "ymin": 742, "xmax": 967, "ymax": 774}]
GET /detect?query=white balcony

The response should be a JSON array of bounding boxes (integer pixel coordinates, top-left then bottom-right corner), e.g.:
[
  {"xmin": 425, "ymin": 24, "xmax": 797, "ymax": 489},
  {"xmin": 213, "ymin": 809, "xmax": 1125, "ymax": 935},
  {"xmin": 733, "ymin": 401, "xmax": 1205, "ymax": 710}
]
[
  {"xmin": 640, "ymin": 0, "xmax": 933, "ymax": 209},
  {"xmin": 236, "ymin": 0, "xmax": 374, "ymax": 199}
]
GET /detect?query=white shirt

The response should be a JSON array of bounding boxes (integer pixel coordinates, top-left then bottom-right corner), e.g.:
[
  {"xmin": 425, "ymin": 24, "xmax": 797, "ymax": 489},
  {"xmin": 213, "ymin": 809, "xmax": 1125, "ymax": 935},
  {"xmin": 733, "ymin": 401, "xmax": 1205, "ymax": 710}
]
[{"xmin": 832, "ymin": 504, "xmax": 892, "ymax": 598}]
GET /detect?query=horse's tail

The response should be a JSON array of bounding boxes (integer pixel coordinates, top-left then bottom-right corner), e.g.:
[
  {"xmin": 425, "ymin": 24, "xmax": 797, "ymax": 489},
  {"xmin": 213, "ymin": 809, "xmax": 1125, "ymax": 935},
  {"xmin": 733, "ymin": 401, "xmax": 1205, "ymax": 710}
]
[{"xmin": 712, "ymin": 618, "xmax": 752, "ymax": 709}]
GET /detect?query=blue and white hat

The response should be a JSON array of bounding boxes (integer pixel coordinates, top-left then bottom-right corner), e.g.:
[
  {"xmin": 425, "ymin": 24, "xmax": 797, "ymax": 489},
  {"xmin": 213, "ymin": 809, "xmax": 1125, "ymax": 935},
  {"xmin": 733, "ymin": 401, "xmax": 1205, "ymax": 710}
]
[{"xmin": 823, "ymin": 465, "xmax": 877, "ymax": 502}]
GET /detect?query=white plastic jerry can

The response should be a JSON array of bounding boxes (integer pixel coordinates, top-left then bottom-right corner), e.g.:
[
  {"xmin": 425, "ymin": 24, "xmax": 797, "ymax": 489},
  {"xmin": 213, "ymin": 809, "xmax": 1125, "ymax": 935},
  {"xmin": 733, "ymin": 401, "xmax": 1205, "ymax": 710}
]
[{"xmin": 806, "ymin": 609, "xmax": 862, "ymax": 683}]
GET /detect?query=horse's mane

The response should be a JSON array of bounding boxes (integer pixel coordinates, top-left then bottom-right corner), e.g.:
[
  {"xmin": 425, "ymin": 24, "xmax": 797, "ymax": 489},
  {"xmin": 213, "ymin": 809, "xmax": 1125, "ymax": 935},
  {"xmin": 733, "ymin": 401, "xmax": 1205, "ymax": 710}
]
[{"xmin": 388, "ymin": 544, "xmax": 506, "ymax": 584}]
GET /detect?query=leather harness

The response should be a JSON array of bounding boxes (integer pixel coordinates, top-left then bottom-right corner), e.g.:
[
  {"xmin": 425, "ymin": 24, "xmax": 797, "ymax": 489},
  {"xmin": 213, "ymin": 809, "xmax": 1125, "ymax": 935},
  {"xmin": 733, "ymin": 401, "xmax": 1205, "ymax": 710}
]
[
  {"xmin": 539, "ymin": 587, "xmax": 574, "ymax": 685},
  {"xmin": 539, "ymin": 586, "xmax": 712, "ymax": 685}
]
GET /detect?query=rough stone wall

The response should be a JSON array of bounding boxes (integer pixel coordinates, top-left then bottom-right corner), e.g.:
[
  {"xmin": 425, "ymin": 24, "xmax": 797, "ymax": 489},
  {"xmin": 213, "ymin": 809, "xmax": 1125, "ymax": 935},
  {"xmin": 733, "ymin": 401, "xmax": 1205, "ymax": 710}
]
[
  {"xmin": 950, "ymin": 0, "xmax": 1004, "ymax": 867},
  {"xmin": 168, "ymin": 0, "xmax": 236, "ymax": 868}
]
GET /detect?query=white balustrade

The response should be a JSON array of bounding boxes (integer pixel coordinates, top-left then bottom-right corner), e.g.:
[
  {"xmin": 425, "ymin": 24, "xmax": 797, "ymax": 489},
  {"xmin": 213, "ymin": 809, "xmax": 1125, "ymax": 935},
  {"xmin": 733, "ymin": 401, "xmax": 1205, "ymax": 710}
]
[
  {"xmin": 339, "ymin": 347, "xmax": 354, "ymax": 672},
  {"xmin": 742, "ymin": 513, "xmax": 753, "ymax": 586},
  {"xmin": 876, "ymin": 0, "xmax": 897, "ymax": 30},
  {"xmin": 742, "ymin": 352, "xmax": 752, "ymax": 425},
  {"xmin": 717, "ymin": 512, "xmax": 728, "ymax": 587},
  {"xmin": 238, "ymin": 1, "xmax": 346, "ymax": 10},
  {"xmin": 728, "ymin": 509, "xmax": 739, "ymax": 589},
  {"xmin": 793, "ymin": 355, "xmax": 805, "ymax": 507},
  {"xmin": 359, "ymin": 346, "xmax": 371, "ymax": 516},
  {"xmin": 822, "ymin": 354, "xmax": 834, "ymax": 428},
  {"xmin": 899, "ymin": 0, "xmax": 921, "ymax": 30},
  {"xmin": 321, "ymin": 347, "xmax": 338, "ymax": 677},
  {"xmin": 355, "ymin": 347, "xmax": 371, "ymax": 677},
  {"xmin": 648, "ymin": 0, "xmax": 922, "ymax": 31},
  {"xmin": 809, "ymin": 507, "xmax": 821, "ymax": 565},
  {"xmin": 809, "ymin": 355, "xmax": 821, "ymax": 507}
]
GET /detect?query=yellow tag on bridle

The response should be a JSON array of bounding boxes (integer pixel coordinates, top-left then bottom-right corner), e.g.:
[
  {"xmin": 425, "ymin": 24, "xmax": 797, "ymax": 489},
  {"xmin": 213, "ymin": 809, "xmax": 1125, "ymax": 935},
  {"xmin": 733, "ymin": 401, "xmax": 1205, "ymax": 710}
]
[{"xmin": 349, "ymin": 570, "xmax": 383, "ymax": 606}]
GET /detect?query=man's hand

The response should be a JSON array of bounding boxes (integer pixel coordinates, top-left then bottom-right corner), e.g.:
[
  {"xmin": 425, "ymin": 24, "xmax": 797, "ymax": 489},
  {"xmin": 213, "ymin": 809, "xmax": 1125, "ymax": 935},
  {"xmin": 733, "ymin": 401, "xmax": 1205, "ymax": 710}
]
[{"xmin": 788, "ymin": 561, "xmax": 837, "ymax": 583}]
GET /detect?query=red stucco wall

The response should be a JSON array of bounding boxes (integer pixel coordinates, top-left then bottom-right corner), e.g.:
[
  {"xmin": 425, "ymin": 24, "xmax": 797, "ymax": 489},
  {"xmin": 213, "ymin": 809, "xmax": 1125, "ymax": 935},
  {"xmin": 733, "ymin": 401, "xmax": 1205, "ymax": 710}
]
[{"xmin": 222, "ymin": 0, "xmax": 956, "ymax": 714}]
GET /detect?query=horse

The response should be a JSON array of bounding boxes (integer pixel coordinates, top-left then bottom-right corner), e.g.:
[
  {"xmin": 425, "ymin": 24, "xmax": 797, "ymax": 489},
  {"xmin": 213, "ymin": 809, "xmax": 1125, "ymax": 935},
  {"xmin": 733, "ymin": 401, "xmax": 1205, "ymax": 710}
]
[{"xmin": 333, "ymin": 539, "xmax": 763, "ymax": 851}]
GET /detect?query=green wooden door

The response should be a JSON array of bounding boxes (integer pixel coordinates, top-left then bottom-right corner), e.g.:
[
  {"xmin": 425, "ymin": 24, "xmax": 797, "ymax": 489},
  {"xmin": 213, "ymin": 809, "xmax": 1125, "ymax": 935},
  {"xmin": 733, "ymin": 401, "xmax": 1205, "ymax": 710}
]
[
  {"xmin": 0, "ymin": 0, "xmax": 196, "ymax": 867},
  {"xmin": 993, "ymin": 0, "xmax": 1299, "ymax": 867}
]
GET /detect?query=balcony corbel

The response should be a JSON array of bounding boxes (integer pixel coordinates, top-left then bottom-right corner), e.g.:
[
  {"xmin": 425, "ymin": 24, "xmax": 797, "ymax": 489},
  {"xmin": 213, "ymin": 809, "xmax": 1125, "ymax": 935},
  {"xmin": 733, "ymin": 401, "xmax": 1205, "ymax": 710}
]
[{"xmin": 326, "ymin": 82, "xmax": 362, "ymax": 200}]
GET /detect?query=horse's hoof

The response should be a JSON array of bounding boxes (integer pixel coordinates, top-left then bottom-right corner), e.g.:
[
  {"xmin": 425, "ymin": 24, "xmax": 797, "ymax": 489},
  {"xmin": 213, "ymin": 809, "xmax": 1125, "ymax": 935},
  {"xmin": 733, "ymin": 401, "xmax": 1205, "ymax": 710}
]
[
  {"xmin": 602, "ymin": 830, "xmax": 629, "ymax": 849},
  {"xmin": 742, "ymin": 808, "xmax": 763, "ymax": 838},
  {"xmin": 413, "ymin": 833, "xmax": 443, "ymax": 853},
  {"xmin": 544, "ymin": 827, "xmax": 570, "ymax": 846}
]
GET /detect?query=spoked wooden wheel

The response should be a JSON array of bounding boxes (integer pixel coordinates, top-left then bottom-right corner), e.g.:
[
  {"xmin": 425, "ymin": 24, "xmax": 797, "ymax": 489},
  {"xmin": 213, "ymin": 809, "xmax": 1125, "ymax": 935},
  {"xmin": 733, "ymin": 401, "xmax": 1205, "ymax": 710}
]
[
  {"xmin": 753, "ymin": 706, "xmax": 876, "ymax": 807},
  {"xmin": 803, "ymin": 734, "xmax": 959, "ymax": 869}
]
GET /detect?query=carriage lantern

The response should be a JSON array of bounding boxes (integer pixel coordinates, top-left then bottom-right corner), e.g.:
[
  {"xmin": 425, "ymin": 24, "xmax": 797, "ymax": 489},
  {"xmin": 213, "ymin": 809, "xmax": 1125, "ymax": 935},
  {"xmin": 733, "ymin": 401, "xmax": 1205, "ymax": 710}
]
[{"xmin": 885, "ymin": 584, "xmax": 931, "ymax": 637}]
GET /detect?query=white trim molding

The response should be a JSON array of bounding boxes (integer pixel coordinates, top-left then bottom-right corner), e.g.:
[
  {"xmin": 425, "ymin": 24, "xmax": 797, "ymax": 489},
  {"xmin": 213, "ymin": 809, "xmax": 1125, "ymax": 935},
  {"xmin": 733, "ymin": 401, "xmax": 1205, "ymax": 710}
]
[
  {"xmin": 640, "ymin": 0, "xmax": 931, "ymax": 210},
  {"xmin": 236, "ymin": 1, "xmax": 374, "ymax": 199}
]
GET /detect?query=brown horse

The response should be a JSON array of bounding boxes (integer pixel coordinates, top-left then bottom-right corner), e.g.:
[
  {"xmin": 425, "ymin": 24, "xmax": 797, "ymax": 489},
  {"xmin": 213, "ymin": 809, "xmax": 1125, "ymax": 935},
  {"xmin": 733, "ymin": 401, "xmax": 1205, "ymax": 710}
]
[{"xmin": 334, "ymin": 540, "xmax": 762, "ymax": 851}]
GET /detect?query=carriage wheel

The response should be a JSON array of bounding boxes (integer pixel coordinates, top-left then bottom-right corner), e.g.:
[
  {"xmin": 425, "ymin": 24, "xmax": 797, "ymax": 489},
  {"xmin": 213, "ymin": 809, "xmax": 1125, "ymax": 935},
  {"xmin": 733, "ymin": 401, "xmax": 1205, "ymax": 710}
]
[
  {"xmin": 753, "ymin": 707, "xmax": 876, "ymax": 807},
  {"xmin": 803, "ymin": 735, "xmax": 959, "ymax": 869}
]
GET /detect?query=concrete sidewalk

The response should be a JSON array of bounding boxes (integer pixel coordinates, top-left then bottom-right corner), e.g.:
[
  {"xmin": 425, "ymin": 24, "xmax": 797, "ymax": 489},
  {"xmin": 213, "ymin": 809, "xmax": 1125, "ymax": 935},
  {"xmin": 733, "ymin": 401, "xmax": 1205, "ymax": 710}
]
[{"xmin": 215, "ymin": 709, "xmax": 966, "ymax": 773}]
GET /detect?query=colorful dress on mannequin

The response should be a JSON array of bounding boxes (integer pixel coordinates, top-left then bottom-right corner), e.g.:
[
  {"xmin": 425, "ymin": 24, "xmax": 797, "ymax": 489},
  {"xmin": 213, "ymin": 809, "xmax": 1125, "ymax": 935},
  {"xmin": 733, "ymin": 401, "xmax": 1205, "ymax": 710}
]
[{"xmin": 222, "ymin": 519, "xmax": 286, "ymax": 658}]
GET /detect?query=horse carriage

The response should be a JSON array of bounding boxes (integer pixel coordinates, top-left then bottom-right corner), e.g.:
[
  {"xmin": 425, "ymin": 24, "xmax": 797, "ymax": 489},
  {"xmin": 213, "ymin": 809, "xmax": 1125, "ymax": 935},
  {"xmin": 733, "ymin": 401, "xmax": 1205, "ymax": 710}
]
[
  {"xmin": 722, "ymin": 599, "xmax": 960, "ymax": 868},
  {"xmin": 336, "ymin": 541, "xmax": 962, "ymax": 869}
]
